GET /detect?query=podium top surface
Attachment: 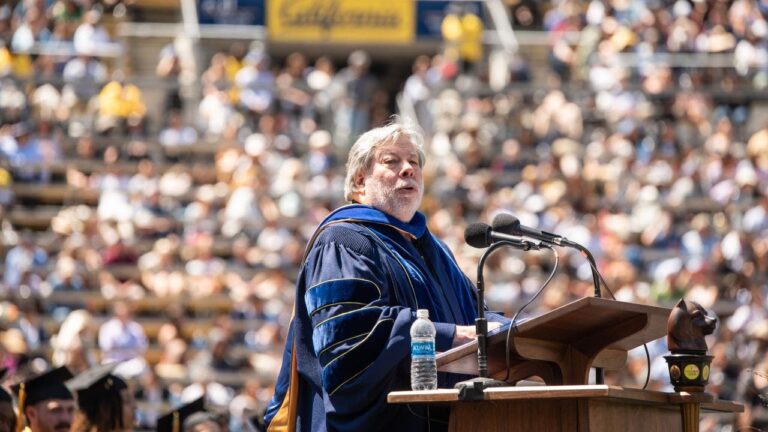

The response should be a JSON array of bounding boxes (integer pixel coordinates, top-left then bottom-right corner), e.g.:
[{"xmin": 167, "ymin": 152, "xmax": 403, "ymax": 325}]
[
  {"xmin": 498, "ymin": 297, "xmax": 670, "ymax": 350},
  {"xmin": 387, "ymin": 385, "xmax": 744, "ymax": 413},
  {"xmin": 438, "ymin": 297, "xmax": 671, "ymax": 369}
]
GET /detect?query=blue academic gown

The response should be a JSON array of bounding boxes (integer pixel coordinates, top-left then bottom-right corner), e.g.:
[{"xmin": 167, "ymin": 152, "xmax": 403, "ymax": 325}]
[{"xmin": 264, "ymin": 205, "xmax": 494, "ymax": 432}]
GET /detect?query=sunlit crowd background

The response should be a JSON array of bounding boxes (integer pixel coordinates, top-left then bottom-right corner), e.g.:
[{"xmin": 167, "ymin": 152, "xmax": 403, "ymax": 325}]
[{"xmin": 1, "ymin": 0, "xmax": 768, "ymax": 430}]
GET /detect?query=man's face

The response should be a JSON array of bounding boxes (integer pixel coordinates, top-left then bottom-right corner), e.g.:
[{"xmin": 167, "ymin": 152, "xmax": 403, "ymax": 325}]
[
  {"xmin": 27, "ymin": 399, "xmax": 75, "ymax": 432},
  {"xmin": 355, "ymin": 137, "xmax": 423, "ymax": 222},
  {"xmin": 0, "ymin": 401, "xmax": 15, "ymax": 432}
]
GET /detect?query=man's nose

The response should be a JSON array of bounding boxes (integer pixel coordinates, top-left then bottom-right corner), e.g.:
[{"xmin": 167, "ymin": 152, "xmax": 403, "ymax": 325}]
[{"xmin": 400, "ymin": 161, "xmax": 415, "ymax": 176}]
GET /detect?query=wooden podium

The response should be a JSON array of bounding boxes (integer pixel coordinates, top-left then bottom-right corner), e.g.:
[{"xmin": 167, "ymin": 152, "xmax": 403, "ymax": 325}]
[{"xmin": 388, "ymin": 297, "xmax": 743, "ymax": 431}]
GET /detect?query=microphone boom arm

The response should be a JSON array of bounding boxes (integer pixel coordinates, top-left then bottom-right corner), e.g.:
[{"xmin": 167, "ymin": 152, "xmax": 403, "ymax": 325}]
[
  {"xmin": 475, "ymin": 240, "xmax": 532, "ymax": 378},
  {"xmin": 567, "ymin": 240, "xmax": 604, "ymax": 384}
]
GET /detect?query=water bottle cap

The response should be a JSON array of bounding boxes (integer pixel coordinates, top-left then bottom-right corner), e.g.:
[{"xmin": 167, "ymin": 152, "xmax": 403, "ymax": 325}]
[{"xmin": 416, "ymin": 309, "xmax": 429, "ymax": 319}]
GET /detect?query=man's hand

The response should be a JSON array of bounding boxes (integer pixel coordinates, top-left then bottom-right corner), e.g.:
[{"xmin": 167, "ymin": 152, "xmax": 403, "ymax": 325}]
[{"xmin": 452, "ymin": 322, "xmax": 503, "ymax": 348}]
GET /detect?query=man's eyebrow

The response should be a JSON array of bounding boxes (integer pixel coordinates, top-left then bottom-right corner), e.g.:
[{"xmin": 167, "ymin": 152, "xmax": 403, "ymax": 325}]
[
  {"xmin": 378, "ymin": 150, "xmax": 418, "ymax": 158},
  {"xmin": 377, "ymin": 151, "xmax": 397, "ymax": 159}
]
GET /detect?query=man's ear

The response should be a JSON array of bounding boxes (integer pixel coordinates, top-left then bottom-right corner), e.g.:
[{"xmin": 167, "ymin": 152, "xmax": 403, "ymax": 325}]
[
  {"xmin": 353, "ymin": 171, "xmax": 366, "ymax": 194},
  {"xmin": 25, "ymin": 405, "xmax": 37, "ymax": 424}
]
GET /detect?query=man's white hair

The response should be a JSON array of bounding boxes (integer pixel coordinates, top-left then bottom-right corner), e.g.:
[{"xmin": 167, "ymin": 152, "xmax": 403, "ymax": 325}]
[{"xmin": 343, "ymin": 119, "xmax": 426, "ymax": 202}]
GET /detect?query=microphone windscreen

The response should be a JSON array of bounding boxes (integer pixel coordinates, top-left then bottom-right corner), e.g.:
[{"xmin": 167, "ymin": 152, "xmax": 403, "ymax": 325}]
[
  {"xmin": 464, "ymin": 223, "xmax": 492, "ymax": 248},
  {"xmin": 491, "ymin": 213, "xmax": 520, "ymax": 235}
]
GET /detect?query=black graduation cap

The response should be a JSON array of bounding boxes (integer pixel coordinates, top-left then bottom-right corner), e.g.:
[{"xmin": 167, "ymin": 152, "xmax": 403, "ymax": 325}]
[
  {"xmin": 156, "ymin": 396, "xmax": 205, "ymax": 432},
  {"xmin": 10, "ymin": 366, "xmax": 74, "ymax": 407},
  {"xmin": 10, "ymin": 366, "xmax": 73, "ymax": 432},
  {"xmin": 0, "ymin": 385, "xmax": 10, "ymax": 402},
  {"xmin": 65, "ymin": 362, "xmax": 127, "ymax": 408}
]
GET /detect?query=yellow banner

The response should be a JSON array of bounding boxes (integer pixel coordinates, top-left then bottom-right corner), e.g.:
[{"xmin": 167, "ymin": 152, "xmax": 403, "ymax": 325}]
[{"xmin": 268, "ymin": 0, "xmax": 414, "ymax": 44}]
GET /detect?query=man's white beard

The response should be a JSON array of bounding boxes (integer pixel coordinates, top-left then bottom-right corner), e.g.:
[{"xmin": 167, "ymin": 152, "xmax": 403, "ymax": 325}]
[{"xmin": 366, "ymin": 180, "xmax": 422, "ymax": 222}]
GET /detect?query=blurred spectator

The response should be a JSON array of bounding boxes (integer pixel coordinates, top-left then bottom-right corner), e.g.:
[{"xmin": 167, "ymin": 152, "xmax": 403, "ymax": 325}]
[
  {"xmin": 31, "ymin": 81, "xmax": 68, "ymax": 123},
  {"xmin": 11, "ymin": 5, "xmax": 51, "ymax": 53},
  {"xmin": 228, "ymin": 378, "xmax": 261, "ymax": 432},
  {"xmin": 234, "ymin": 49, "xmax": 274, "ymax": 116},
  {"xmin": 101, "ymin": 236, "xmax": 138, "ymax": 266},
  {"xmin": 98, "ymin": 270, "xmax": 144, "ymax": 301},
  {"xmin": 49, "ymin": 0, "xmax": 82, "ymax": 39},
  {"xmin": 128, "ymin": 158, "xmax": 158, "ymax": 194},
  {"xmin": 2, "ymin": 232, "xmax": 47, "ymax": 292},
  {"xmin": 185, "ymin": 232, "xmax": 225, "ymax": 297},
  {"xmin": 403, "ymin": 55, "xmax": 433, "ymax": 135},
  {"xmin": 156, "ymin": 43, "xmax": 184, "ymax": 114},
  {"xmin": 306, "ymin": 56, "xmax": 335, "ymax": 132},
  {"xmin": 0, "ymin": 328, "xmax": 29, "ymax": 375},
  {"xmin": 200, "ymin": 328, "xmax": 247, "ymax": 373},
  {"xmin": 0, "ymin": 5, "xmax": 12, "ymax": 42},
  {"xmin": 159, "ymin": 110, "xmax": 198, "ymax": 148},
  {"xmin": 72, "ymin": 9, "xmax": 111, "ymax": 56},
  {"xmin": 12, "ymin": 296, "xmax": 46, "ymax": 352},
  {"xmin": 0, "ymin": 43, "xmax": 12, "ymax": 78},
  {"xmin": 0, "ymin": 123, "xmax": 44, "ymax": 182},
  {"xmin": 95, "ymin": 78, "xmax": 147, "ymax": 135},
  {"xmin": 46, "ymin": 255, "xmax": 86, "ymax": 292},
  {"xmin": 198, "ymin": 83, "xmax": 235, "ymax": 139},
  {"xmin": 201, "ymin": 52, "xmax": 231, "ymax": 91},
  {"xmin": 304, "ymin": 129, "xmax": 335, "ymax": 176},
  {"xmin": 329, "ymin": 50, "xmax": 377, "ymax": 148},
  {"xmin": 159, "ymin": 164, "xmax": 193, "ymax": 198},
  {"xmin": 97, "ymin": 300, "xmax": 148, "ymax": 377},
  {"xmin": 134, "ymin": 368, "xmax": 170, "ymax": 428},
  {"xmin": 0, "ymin": 160, "xmax": 13, "ymax": 211},
  {"xmin": 139, "ymin": 237, "xmax": 185, "ymax": 297},
  {"xmin": 62, "ymin": 55, "xmax": 108, "ymax": 117},
  {"xmin": 275, "ymin": 52, "xmax": 312, "ymax": 138},
  {"xmin": 183, "ymin": 185, "xmax": 219, "ymax": 238},
  {"xmin": 155, "ymin": 337, "xmax": 189, "ymax": 380},
  {"xmin": 181, "ymin": 371, "xmax": 233, "ymax": 407},
  {"xmin": 50, "ymin": 309, "xmax": 95, "ymax": 374}
]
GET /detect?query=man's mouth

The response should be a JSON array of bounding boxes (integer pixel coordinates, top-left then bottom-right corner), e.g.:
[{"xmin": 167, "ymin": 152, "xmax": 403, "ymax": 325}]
[{"xmin": 396, "ymin": 183, "xmax": 418, "ymax": 192}]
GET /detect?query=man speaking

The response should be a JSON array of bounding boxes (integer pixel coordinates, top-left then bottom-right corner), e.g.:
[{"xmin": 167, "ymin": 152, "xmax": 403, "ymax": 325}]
[{"xmin": 264, "ymin": 120, "xmax": 503, "ymax": 431}]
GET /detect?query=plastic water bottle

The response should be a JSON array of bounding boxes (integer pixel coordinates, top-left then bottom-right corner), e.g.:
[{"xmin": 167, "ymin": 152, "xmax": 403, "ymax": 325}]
[{"xmin": 410, "ymin": 309, "xmax": 437, "ymax": 390}]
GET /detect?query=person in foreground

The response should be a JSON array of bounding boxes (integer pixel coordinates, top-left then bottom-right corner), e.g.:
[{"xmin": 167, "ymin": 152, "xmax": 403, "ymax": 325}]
[
  {"xmin": 66, "ymin": 363, "xmax": 136, "ymax": 432},
  {"xmin": 0, "ymin": 381, "xmax": 16, "ymax": 432},
  {"xmin": 10, "ymin": 367, "xmax": 75, "ymax": 432},
  {"xmin": 264, "ymin": 120, "xmax": 504, "ymax": 431}
]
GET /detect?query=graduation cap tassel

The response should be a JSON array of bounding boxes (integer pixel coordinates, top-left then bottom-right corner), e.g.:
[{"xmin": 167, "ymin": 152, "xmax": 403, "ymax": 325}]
[
  {"xmin": 173, "ymin": 411, "xmax": 180, "ymax": 432},
  {"xmin": 14, "ymin": 383, "xmax": 25, "ymax": 432}
]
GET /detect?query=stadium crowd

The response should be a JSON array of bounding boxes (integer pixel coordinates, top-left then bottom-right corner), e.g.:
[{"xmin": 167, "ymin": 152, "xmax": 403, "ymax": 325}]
[{"xmin": 0, "ymin": 0, "xmax": 767, "ymax": 430}]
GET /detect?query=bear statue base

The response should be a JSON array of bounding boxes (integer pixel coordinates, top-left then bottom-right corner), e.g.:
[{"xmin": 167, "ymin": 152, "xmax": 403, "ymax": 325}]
[{"xmin": 664, "ymin": 353, "xmax": 713, "ymax": 393}]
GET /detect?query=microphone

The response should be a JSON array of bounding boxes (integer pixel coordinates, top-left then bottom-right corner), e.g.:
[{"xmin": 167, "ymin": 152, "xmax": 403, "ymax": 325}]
[
  {"xmin": 464, "ymin": 222, "xmax": 542, "ymax": 251},
  {"xmin": 491, "ymin": 213, "xmax": 576, "ymax": 248}
]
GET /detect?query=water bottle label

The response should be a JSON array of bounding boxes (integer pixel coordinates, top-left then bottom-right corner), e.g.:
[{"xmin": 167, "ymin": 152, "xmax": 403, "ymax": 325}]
[{"xmin": 411, "ymin": 340, "xmax": 435, "ymax": 358}]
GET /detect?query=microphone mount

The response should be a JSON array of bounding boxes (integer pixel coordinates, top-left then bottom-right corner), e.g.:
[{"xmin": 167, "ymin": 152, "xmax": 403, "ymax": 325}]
[{"xmin": 455, "ymin": 240, "xmax": 515, "ymax": 400}]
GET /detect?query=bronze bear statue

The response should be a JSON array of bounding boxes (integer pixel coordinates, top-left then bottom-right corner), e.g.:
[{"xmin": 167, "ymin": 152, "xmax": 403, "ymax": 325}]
[{"xmin": 667, "ymin": 299, "xmax": 717, "ymax": 354}]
